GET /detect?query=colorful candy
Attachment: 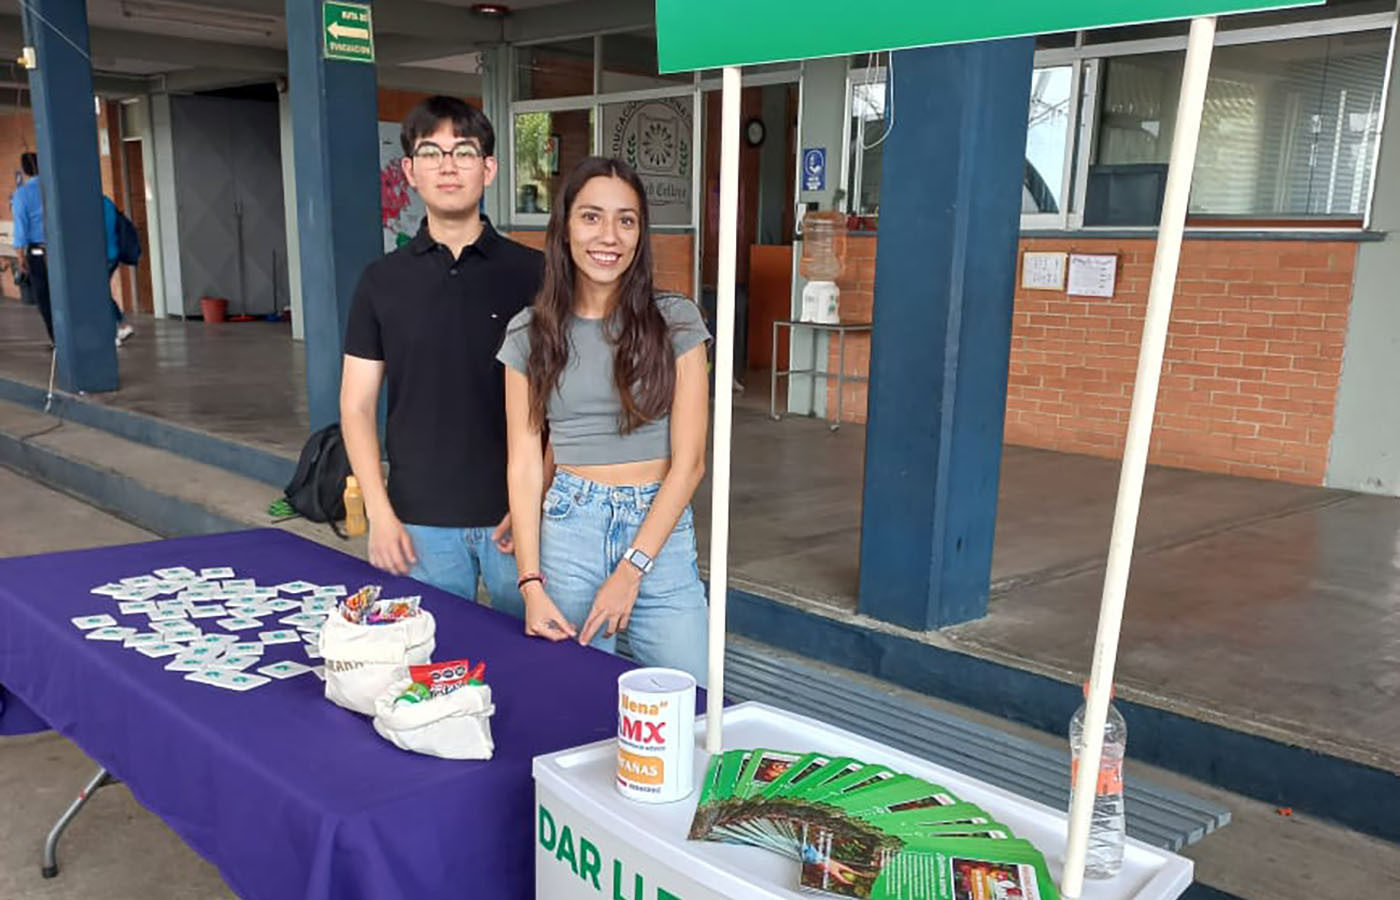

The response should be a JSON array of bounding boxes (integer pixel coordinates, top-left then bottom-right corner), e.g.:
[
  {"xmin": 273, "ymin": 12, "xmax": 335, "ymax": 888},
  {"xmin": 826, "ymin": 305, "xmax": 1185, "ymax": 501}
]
[{"xmin": 338, "ymin": 586, "xmax": 422, "ymax": 625}]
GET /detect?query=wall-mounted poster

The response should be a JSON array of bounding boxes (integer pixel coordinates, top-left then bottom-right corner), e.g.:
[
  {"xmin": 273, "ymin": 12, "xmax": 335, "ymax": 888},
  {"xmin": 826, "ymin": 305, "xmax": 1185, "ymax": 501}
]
[
  {"xmin": 379, "ymin": 121, "xmax": 426, "ymax": 252},
  {"xmin": 602, "ymin": 97, "xmax": 693, "ymax": 227}
]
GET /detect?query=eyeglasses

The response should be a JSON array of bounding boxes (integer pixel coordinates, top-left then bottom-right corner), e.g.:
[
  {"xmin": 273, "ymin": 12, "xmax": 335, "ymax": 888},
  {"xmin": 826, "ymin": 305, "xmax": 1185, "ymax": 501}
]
[{"xmin": 411, "ymin": 142, "xmax": 484, "ymax": 168}]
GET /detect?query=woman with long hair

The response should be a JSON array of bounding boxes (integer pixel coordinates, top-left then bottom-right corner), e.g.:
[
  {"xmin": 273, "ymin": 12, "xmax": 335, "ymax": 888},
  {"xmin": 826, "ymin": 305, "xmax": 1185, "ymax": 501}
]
[{"xmin": 497, "ymin": 157, "xmax": 710, "ymax": 684}]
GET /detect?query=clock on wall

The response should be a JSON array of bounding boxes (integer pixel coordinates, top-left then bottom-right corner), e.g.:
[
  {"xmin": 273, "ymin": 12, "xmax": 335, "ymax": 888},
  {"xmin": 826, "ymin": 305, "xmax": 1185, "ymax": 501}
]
[{"xmin": 744, "ymin": 117, "xmax": 766, "ymax": 148}]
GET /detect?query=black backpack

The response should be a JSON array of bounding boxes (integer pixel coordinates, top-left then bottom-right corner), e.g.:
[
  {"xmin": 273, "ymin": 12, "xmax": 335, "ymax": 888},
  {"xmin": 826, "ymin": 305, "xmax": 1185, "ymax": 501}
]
[
  {"xmin": 284, "ymin": 424, "xmax": 352, "ymax": 537},
  {"xmin": 115, "ymin": 210, "xmax": 142, "ymax": 265}
]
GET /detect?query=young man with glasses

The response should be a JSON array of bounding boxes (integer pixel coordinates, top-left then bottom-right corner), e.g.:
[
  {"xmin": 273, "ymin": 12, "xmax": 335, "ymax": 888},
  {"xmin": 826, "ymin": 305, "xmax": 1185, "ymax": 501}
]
[{"xmin": 341, "ymin": 96, "xmax": 543, "ymax": 616}]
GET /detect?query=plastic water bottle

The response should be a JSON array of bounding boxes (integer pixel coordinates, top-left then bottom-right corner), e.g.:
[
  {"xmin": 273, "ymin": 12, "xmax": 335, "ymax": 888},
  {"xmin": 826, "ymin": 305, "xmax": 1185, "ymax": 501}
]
[
  {"xmin": 799, "ymin": 209, "xmax": 846, "ymax": 323},
  {"xmin": 1069, "ymin": 680, "xmax": 1127, "ymax": 879}
]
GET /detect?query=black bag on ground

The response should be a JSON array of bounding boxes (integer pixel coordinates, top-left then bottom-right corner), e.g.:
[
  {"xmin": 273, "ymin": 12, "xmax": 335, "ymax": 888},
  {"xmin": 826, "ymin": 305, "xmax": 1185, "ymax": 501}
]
[{"xmin": 284, "ymin": 424, "xmax": 351, "ymax": 537}]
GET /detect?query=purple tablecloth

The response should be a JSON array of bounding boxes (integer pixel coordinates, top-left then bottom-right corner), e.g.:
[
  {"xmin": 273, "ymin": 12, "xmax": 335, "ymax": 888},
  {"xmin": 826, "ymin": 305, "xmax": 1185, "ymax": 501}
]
[{"xmin": 0, "ymin": 528, "xmax": 658, "ymax": 900}]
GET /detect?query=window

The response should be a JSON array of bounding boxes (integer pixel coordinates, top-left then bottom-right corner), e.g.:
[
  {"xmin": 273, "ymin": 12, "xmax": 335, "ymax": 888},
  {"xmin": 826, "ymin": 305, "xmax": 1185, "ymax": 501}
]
[
  {"xmin": 845, "ymin": 68, "xmax": 887, "ymax": 217},
  {"xmin": 513, "ymin": 109, "xmax": 594, "ymax": 216},
  {"xmin": 601, "ymin": 30, "xmax": 692, "ymax": 93},
  {"xmin": 1095, "ymin": 30, "xmax": 1391, "ymax": 219},
  {"xmin": 515, "ymin": 39, "xmax": 595, "ymax": 100},
  {"xmin": 844, "ymin": 65, "xmax": 1079, "ymax": 223},
  {"xmin": 1024, "ymin": 66, "xmax": 1075, "ymax": 216}
]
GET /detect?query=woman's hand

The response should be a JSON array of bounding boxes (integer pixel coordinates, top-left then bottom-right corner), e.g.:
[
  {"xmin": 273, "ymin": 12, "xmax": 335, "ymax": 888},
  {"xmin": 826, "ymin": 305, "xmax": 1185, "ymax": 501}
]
[
  {"xmin": 523, "ymin": 584, "xmax": 577, "ymax": 642},
  {"xmin": 579, "ymin": 564, "xmax": 641, "ymax": 645}
]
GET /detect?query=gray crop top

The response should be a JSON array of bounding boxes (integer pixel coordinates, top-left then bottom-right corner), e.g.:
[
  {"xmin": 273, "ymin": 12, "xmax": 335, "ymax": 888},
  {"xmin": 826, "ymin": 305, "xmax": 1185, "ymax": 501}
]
[{"xmin": 496, "ymin": 294, "xmax": 711, "ymax": 465}]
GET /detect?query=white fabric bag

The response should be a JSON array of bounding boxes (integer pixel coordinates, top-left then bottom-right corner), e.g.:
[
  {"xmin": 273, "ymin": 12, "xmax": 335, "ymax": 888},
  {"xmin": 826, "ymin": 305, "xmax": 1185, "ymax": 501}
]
[
  {"xmin": 319, "ymin": 610, "xmax": 436, "ymax": 715},
  {"xmin": 372, "ymin": 677, "xmax": 495, "ymax": 760}
]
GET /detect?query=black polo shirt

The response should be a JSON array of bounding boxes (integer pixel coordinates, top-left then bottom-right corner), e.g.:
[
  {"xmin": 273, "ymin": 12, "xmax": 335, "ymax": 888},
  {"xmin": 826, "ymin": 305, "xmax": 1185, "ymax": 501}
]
[{"xmin": 344, "ymin": 218, "xmax": 542, "ymax": 527}]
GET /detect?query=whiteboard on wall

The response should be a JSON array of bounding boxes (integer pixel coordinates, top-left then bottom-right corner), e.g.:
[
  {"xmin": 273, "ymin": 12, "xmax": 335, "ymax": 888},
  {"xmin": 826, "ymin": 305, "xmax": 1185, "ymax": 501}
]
[{"xmin": 1021, "ymin": 251, "xmax": 1067, "ymax": 291}]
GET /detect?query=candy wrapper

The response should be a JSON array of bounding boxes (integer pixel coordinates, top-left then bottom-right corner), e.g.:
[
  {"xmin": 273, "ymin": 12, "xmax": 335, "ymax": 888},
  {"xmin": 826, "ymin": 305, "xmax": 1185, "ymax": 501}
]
[
  {"xmin": 395, "ymin": 659, "xmax": 487, "ymax": 706},
  {"xmin": 338, "ymin": 587, "xmax": 423, "ymax": 625}
]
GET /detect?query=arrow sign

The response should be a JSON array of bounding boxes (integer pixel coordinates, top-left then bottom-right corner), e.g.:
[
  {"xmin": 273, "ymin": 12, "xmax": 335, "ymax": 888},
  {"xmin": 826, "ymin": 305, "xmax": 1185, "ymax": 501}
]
[
  {"xmin": 323, "ymin": 1, "xmax": 374, "ymax": 64},
  {"xmin": 327, "ymin": 22, "xmax": 370, "ymax": 40}
]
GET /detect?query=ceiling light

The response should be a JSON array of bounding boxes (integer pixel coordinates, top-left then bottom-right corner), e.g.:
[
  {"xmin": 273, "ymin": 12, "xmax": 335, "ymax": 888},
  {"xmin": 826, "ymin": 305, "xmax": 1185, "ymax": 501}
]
[
  {"xmin": 120, "ymin": 1, "xmax": 280, "ymax": 39},
  {"xmin": 471, "ymin": 4, "xmax": 511, "ymax": 16}
]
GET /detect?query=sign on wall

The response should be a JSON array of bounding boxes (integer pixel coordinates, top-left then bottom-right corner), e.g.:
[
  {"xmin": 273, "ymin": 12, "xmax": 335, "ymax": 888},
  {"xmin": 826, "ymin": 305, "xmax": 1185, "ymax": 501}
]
[
  {"xmin": 1021, "ymin": 251, "xmax": 1067, "ymax": 291},
  {"xmin": 323, "ymin": 1, "xmax": 374, "ymax": 64},
  {"xmin": 802, "ymin": 148, "xmax": 826, "ymax": 193},
  {"xmin": 602, "ymin": 97, "xmax": 693, "ymax": 227},
  {"xmin": 1068, "ymin": 253, "xmax": 1119, "ymax": 298},
  {"xmin": 656, "ymin": 0, "xmax": 1322, "ymax": 71}
]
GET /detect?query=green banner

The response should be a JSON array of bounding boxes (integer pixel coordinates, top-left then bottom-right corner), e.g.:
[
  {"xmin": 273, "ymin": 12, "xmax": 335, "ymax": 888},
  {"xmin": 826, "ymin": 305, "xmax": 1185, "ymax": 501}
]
[
  {"xmin": 323, "ymin": 0, "xmax": 375, "ymax": 64},
  {"xmin": 655, "ymin": 0, "xmax": 1322, "ymax": 72}
]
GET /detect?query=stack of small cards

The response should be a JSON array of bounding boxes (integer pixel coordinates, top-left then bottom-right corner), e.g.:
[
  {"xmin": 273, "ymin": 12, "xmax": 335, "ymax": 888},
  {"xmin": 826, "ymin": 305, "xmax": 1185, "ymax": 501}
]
[
  {"xmin": 688, "ymin": 749, "xmax": 1059, "ymax": 900},
  {"xmin": 74, "ymin": 565, "xmax": 351, "ymax": 693}
]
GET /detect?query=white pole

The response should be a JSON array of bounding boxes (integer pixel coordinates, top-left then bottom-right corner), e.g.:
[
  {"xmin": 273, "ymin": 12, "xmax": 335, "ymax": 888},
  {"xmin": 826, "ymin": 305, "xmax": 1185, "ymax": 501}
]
[
  {"xmin": 705, "ymin": 65, "xmax": 742, "ymax": 754},
  {"xmin": 1060, "ymin": 16, "xmax": 1216, "ymax": 899}
]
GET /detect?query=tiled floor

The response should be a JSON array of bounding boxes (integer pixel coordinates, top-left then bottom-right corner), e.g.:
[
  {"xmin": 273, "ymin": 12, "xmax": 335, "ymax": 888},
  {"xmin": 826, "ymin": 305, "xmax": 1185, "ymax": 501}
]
[{"xmin": 3, "ymin": 301, "xmax": 1397, "ymax": 772}]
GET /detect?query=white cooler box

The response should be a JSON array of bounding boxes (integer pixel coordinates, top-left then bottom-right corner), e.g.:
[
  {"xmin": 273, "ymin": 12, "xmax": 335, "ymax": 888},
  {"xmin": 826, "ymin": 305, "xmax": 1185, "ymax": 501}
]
[{"xmin": 533, "ymin": 702, "xmax": 1193, "ymax": 900}]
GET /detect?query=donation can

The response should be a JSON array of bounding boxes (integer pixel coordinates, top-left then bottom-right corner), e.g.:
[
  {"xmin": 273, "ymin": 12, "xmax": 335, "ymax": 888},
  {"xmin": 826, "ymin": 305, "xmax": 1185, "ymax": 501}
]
[{"xmin": 616, "ymin": 668, "xmax": 696, "ymax": 803}]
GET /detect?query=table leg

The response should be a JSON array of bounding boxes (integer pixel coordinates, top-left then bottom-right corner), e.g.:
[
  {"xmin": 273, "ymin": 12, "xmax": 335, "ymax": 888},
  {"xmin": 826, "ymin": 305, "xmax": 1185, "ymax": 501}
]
[
  {"xmin": 42, "ymin": 766, "xmax": 114, "ymax": 878},
  {"xmin": 770, "ymin": 322, "xmax": 780, "ymax": 421},
  {"xmin": 834, "ymin": 329, "xmax": 846, "ymax": 431}
]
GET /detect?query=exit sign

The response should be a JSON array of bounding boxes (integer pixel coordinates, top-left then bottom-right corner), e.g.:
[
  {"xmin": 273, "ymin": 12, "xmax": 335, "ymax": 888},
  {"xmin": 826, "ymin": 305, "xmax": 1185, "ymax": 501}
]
[
  {"xmin": 323, "ymin": 1, "xmax": 374, "ymax": 64},
  {"xmin": 655, "ymin": 0, "xmax": 1322, "ymax": 72}
]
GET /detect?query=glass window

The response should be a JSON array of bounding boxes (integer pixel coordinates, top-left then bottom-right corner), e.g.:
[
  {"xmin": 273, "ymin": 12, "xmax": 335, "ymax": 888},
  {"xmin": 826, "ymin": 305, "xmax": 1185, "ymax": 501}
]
[
  {"xmin": 515, "ymin": 39, "xmax": 595, "ymax": 100},
  {"xmin": 1024, "ymin": 66, "xmax": 1075, "ymax": 215},
  {"xmin": 846, "ymin": 70, "xmax": 887, "ymax": 217},
  {"xmin": 600, "ymin": 97, "xmax": 695, "ymax": 226},
  {"xmin": 601, "ymin": 30, "xmax": 692, "ymax": 93},
  {"xmin": 1095, "ymin": 30, "xmax": 1390, "ymax": 218},
  {"xmin": 846, "ymin": 66, "xmax": 1075, "ymax": 221},
  {"xmin": 513, "ymin": 109, "xmax": 594, "ymax": 216}
]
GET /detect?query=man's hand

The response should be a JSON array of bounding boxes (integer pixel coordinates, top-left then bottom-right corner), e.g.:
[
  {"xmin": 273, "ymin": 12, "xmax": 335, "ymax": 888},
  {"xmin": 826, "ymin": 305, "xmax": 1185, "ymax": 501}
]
[
  {"xmin": 368, "ymin": 513, "xmax": 417, "ymax": 575},
  {"xmin": 523, "ymin": 584, "xmax": 577, "ymax": 642},
  {"xmin": 492, "ymin": 512, "xmax": 514, "ymax": 554},
  {"xmin": 579, "ymin": 564, "xmax": 642, "ymax": 645}
]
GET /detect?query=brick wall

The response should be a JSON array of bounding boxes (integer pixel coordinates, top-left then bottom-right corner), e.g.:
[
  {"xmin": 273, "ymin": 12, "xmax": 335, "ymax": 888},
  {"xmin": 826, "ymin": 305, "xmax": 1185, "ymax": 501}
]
[
  {"xmin": 823, "ymin": 235, "xmax": 878, "ymax": 421},
  {"xmin": 505, "ymin": 230, "xmax": 694, "ymax": 297},
  {"xmin": 821, "ymin": 234, "xmax": 1356, "ymax": 486}
]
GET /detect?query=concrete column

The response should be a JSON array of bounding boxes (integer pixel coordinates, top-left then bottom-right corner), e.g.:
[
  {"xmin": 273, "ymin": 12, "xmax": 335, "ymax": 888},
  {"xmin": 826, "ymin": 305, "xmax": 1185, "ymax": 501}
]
[
  {"xmin": 277, "ymin": 85, "xmax": 306, "ymax": 342},
  {"xmin": 479, "ymin": 45, "xmax": 512, "ymax": 228},
  {"xmin": 858, "ymin": 39, "xmax": 1034, "ymax": 629},
  {"xmin": 1328, "ymin": 29, "xmax": 1400, "ymax": 495},
  {"xmin": 286, "ymin": 0, "xmax": 383, "ymax": 431},
  {"xmin": 148, "ymin": 92, "xmax": 181, "ymax": 319},
  {"xmin": 787, "ymin": 56, "xmax": 848, "ymax": 417},
  {"xmin": 22, "ymin": 0, "xmax": 117, "ymax": 392}
]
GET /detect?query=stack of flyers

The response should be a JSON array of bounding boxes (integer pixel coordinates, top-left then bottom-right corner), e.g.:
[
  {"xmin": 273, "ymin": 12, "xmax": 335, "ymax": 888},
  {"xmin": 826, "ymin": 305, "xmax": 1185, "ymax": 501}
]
[{"xmin": 687, "ymin": 749, "xmax": 1059, "ymax": 900}]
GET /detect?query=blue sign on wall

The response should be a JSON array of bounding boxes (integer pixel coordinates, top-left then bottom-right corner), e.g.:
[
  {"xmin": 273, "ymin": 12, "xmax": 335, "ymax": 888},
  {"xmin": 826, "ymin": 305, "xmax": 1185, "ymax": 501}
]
[{"xmin": 802, "ymin": 148, "xmax": 826, "ymax": 192}]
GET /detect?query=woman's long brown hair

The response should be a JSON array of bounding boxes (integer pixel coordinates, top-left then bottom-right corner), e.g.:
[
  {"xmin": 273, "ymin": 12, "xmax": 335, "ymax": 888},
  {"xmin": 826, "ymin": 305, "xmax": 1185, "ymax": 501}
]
[{"xmin": 526, "ymin": 156, "xmax": 674, "ymax": 434}]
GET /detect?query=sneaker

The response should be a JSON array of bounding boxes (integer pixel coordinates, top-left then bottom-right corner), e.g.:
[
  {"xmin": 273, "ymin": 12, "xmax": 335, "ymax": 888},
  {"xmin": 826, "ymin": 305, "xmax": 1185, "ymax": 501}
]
[{"xmin": 115, "ymin": 324, "xmax": 135, "ymax": 346}]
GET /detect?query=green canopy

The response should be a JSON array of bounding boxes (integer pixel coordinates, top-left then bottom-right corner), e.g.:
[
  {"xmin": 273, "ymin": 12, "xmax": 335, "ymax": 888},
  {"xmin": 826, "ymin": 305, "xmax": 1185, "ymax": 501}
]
[{"xmin": 655, "ymin": 0, "xmax": 1322, "ymax": 72}]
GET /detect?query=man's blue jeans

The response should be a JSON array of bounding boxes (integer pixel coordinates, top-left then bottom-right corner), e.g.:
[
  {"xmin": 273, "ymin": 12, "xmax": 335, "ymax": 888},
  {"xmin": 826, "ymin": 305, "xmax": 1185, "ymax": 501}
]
[{"xmin": 401, "ymin": 524, "xmax": 524, "ymax": 619}]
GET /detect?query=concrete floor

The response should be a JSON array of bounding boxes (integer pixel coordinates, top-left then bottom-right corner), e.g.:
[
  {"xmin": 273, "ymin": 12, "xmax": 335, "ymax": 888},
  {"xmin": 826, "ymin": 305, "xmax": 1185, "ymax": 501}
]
[
  {"xmin": 2, "ymin": 301, "xmax": 1397, "ymax": 774},
  {"xmin": 0, "ymin": 469, "xmax": 236, "ymax": 899}
]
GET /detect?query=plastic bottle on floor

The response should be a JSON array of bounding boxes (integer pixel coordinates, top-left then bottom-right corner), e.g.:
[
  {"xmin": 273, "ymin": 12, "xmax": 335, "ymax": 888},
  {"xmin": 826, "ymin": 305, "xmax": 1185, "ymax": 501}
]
[
  {"xmin": 343, "ymin": 476, "xmax": 367, "ymax": 537},
  {"xmin": 1069, "ymin": 680, "xmax": 1127, "ymax": 878}
]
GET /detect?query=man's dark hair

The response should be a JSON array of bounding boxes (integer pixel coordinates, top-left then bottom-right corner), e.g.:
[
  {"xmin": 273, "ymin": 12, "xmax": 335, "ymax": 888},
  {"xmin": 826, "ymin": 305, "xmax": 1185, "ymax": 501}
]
[
  {"xmin": 400, "ymin": 96, "xmax": 494, "ymax": 158},
  {"xmin": 20, "ymin": 152, "xmax": 38, "ymax": 177}
]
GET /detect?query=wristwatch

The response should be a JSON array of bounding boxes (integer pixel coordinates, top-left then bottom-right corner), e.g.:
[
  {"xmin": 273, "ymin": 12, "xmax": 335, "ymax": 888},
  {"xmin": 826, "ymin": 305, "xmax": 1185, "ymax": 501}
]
[{"xmin": 622, "ymin": 547, "xmax": 655, "ymax": 576}]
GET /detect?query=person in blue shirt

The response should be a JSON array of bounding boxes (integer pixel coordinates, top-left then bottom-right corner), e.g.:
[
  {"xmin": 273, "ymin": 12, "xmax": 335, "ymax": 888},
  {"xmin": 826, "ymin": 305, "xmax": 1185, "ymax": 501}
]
[
  {"xmin": 10, "ymin": 152, "xmax": 135, "ymax": 347},
  {"xmin": 11, "ymin": 152, "xmax": 51, "ymax": 342}
]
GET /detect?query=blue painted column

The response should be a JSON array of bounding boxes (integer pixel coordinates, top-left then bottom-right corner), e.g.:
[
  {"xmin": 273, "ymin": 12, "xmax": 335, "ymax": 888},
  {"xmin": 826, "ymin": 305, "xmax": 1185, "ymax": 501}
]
[
  {"xmin": 22, "ymin": 0, "xmax": 117, "ymax": 393},
  {"xmin": 858, "ymin": 39, "xmax": 1034, "ymax": 629},
  {"xmin": 286, "ymin": 0, "xmax": 382, "ymax": 431}
]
